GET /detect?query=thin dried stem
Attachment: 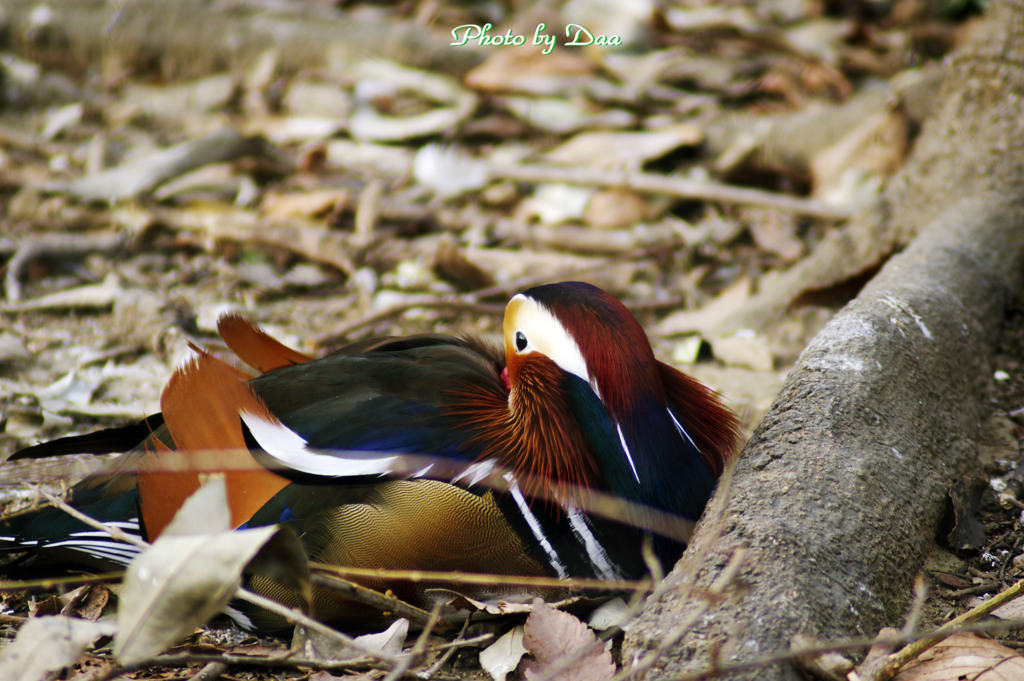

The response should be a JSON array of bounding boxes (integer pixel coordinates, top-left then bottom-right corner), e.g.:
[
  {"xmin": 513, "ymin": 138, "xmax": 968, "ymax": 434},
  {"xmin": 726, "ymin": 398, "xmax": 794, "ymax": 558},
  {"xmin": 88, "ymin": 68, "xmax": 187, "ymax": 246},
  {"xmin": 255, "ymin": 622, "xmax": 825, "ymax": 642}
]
[
  {"xmin": 490, "ymin": 163, "xmax": 851, "ymax": 221},
  {"xmin": 34, "ymin": 490, "xmax": 404, "ymax": 667},
  {"xmin": 875, "ymin": 576, "xmax": 1024, "ymax": 680}
]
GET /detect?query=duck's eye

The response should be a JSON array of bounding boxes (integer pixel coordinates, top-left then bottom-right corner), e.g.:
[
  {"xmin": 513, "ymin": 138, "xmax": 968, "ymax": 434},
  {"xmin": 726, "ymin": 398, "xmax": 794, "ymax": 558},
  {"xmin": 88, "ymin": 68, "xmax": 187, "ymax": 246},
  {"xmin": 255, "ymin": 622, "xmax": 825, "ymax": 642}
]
[{"xmin": 515, "ymin": 331, "xmax": 528, "ymax": 352}]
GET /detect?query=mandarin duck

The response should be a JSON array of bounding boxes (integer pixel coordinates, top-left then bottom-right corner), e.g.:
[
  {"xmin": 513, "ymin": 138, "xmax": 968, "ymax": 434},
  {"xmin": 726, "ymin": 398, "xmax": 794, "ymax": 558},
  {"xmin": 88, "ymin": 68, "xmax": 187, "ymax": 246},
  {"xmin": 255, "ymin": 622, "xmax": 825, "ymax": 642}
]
[{"xmin": 0, "ymin": 281, "xmax": 740, "ymax": 629}]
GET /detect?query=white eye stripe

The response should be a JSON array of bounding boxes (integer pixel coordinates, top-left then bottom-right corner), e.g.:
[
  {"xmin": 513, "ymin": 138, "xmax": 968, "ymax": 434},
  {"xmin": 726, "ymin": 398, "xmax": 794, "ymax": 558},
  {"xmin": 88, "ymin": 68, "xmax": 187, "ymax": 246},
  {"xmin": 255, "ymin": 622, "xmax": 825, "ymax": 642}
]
[{"xmin": 509, "ymin": 294, "xmax": 595, "ymax": 394}]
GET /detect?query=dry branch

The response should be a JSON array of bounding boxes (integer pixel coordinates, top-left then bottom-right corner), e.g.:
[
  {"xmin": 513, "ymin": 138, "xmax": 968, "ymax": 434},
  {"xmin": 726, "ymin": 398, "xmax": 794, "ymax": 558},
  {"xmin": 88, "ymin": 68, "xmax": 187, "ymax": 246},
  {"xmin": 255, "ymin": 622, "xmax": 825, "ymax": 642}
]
[
  {"xmin": 50, "ymin": 129, "xmax": 268, "ymax": 203},
  {"xmin": 1, "ymin": 0, "xmax": 482, "ymax": 80},
  {"xmin": 624, "ymin": 1, "xmax": 1024, "ymax": 679},
  {"xmin": 492, "ymin": 163, "xmax": 851, "ymax": 220},
  {"xmin": 702, "ymin": 66, "xmax": 943, "ymax": 178}
]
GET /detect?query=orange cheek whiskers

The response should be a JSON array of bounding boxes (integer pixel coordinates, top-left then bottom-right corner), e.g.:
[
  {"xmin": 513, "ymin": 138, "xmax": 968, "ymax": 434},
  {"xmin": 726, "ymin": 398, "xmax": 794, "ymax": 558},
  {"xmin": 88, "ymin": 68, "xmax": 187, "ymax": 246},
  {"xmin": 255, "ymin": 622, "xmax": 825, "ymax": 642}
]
[{"xmin": 444, "ymin": 357, "xmax": 601, "ymax": 509}]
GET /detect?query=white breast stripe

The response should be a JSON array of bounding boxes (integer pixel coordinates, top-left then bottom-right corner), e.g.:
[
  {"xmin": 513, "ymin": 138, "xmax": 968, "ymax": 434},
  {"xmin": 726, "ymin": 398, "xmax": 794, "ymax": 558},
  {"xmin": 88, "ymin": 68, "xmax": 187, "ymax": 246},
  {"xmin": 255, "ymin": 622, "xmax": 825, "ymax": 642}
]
[
  {"xmin": 667, "ymin": 408, "xmax": 701, "ymax": 453},
  {"xmin": 566, "ymin": 505, "xmax": 621, "ymax": 580},
  {"xmin": 504, "ymin": 473, "xmax": 567, "ymax": 579},
  {"xmin": 451, "ymin": 459, "xmax": 498, "ymax": 486},
  {"xmin": 412, "ymin": 463, "xmax": 435, "ymax": 478},
  {"xmin": 616, "ymin": 423, "xmax": 641, "ymax": 484},
  {"xmin": 0, "ymin": 536, "xmax": 32, "ymax": 544},
  {"xmin": 241, "ymin": 411, "xmax": 397, "ymax": 477}
]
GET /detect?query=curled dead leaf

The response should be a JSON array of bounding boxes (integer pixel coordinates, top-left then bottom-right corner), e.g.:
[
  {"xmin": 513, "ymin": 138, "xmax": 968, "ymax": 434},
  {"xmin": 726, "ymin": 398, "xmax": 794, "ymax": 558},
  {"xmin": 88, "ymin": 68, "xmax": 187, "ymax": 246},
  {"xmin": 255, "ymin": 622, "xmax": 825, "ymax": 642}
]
[
  {"xmin": 0, "ymin": 616, "xmax": 117, "ymax": 681},
  {"xmin": 481, "ymin": 626, "xmax": 527, "ymax": 681},
  {"xmin": 115, "ymin": 478, "xmax": 309, "ymax": 665},
  {"xmin": 295, "ymin": 617, "xmax": 408, "ymax": 662},
  {"xmin": 895, "ymin": 633, "xmax": 1024, "ymax": 681},
  {"xmin": 522, "ymin": 598, "xmax": 615, "ymax": 681}
]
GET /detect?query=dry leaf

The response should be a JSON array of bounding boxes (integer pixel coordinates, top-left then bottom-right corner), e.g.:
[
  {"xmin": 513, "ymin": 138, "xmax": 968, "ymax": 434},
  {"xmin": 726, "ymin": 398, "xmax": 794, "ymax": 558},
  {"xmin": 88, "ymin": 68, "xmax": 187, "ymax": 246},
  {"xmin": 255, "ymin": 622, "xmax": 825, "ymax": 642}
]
[
  {"xmin": 282, "ymin": 80, "xmax": 351, "ymax": 118},
  {"xmin": 587, "ymin": 597, "xmax": 631, "ymax": 631},
  {"xmin": 0, "ymin": 332, "xmax": 31, "ymax": 361},
  {"xmin": 895, "ymin": 633, "xmax": 1024, "ymax": 681},
  {"xmin": 152, "ymin": 163, "xmax": 245, "ymax": 202},
  {"xmin": 671, "ymin": 335, "xmax": 704, "ymax": 365},
  {"xmin": 322, "ymin": 139, "xmax": 414, "ymax": 176},
  {"xmin": 59, "ymin": 584, "xmax": 111, "ymax": 621},
  {"xmin": 348, "ymin": 60, "xmax": 476, "ymax": 142},
  {"xmin": 741, "ymin": 207, "xmax": 803, "ymax": 261},
  {"xmin": 116, "ymin": 74, "xmax": 236, "ymax": 125},
  {"xmin": 932, "ymin": 573, "xmax": 972, "ymax": 589},
  {"xmin": 295, "ymin": 617, "xmax": 409, "ymax": 662},
  {"xmin": 811, "ymin": 104, "xmax": 910, "ymax": 208},
  {"xmin": 0, "ymin": 616, "xmax": 116, "ymax": 681},
  {"xmin": 433, "ymin": 236, "xmax": 496, "ymax": 290},
  {"xmin": 584, "ymin": 189, "xmax": 651, "ymax": 229},
  {"xmin": 653, "ymin": 276, "xmax": 751, "ymax": 336},
  {"xmin": 480, "ymin": 626, "xmax": 527, "ymax": 681},
  {"xmin": 517, "ymin": 184, "xmax": 593, "ymax": 225},
  {"xmin": 708, "ymin": 331, "xmax": 774, "ymax": 371},
  {"xmin": 464, "ymin": 47, "xmax": 594, "ymax": 95},
  {"xmin": 544, "ymin": 124, "xmax": 702, "ymax": 170},
  {"xmin": 413, "ymin": 144, "xmax": 490, "ymax": 198},
  {"xmin": 442, "ymin": 592, "xmax": 583, "ymax": 616},
  {"xmin": 40, "ymin": 102, "xmax": 83, "ymax": 141},
  {"xmin": 522, "ymin": 599, "xmax": 615, "ymax": 681},
  {"xmin": 261, "ymin": 188, "xmax": 349, "ymax": 220},
  {"xmin": 115, "ymin": 477, "xmax": 309, "ymax": 665},
  {"xmin": 444, "ymin": 594, "xmax": 546, "ymax": 616},
  {"xmin": 352, "ymin": 618, "xmax": 408, "ymax": 657},
  {"xmin": 247, "ymin": 115, "xmax": 347, "ymax": 144},
  {"xmin": 990, "ymin": 595, "xmax": 1024, "ymax": 620},
  {"xmin": 349, "ymin": 104, "xmax": 473, "ymax": 142},
  {"xmin": 499, "ymin": 96, "xmax": 633, "ymax": 134},
  {"xmin": 160, "ymin": 474, "xmax": 232, "ymax": 536}
]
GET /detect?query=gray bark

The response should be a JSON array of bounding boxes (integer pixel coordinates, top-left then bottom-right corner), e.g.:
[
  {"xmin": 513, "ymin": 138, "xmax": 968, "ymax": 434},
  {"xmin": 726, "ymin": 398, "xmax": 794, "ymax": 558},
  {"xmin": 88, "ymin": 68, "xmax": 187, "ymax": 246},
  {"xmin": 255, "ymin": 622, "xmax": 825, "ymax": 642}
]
[{"xmin": 624, "ymin": 1, "xmax": 1024, "ymax": 677}]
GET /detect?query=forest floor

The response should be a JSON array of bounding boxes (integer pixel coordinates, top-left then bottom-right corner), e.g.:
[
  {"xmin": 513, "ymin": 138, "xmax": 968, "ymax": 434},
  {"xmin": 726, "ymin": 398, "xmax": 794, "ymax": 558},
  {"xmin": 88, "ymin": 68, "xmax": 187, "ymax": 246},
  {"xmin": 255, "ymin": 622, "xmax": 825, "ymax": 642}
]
[{"xmin": 2, "ymin": 1, "xmax": 1020, "ymax": 679}]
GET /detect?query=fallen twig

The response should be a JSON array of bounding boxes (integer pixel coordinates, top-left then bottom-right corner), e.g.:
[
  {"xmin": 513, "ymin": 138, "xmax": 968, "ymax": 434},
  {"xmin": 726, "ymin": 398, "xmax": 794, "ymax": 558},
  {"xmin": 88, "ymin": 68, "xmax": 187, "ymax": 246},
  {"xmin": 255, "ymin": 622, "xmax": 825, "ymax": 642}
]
[
  {"xmin": 3, "ymin": 231, "xmax": 128, "ymax": 303},
  {"xmin": 491, "ymin": 163, "xmax": 851, "ymax": 221},
  {"xmin": 311, "ymin": 570, "xmax": 457, "ymax": 634},
  {"xmin": 187, "ymin": 661, "xmax": 227, "ymax": 681},
  {"xmin": 47, "ymin": 128, "xmax": 271, "ymax": 202},
  {"xmin": 149, "ymin": 205, "xmax": 357, "ymax": 277},
  {"xmin": 89, "ymin": 631, "xmax": 499, "ymax": 681},
  {"xmin": 314, "ymin": 562, "xmax": 654, "ymax": 595},
  {"xmin": 313, "ymin": 237, "xmax": 688, "ymax": 347},
  {"xmin": 860, "ymin": 576, "xmax": 1024, "ymax": 681},
  {"xmin": 312, "ymin": 296, "xmax": 505, "ymax": 347}
]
